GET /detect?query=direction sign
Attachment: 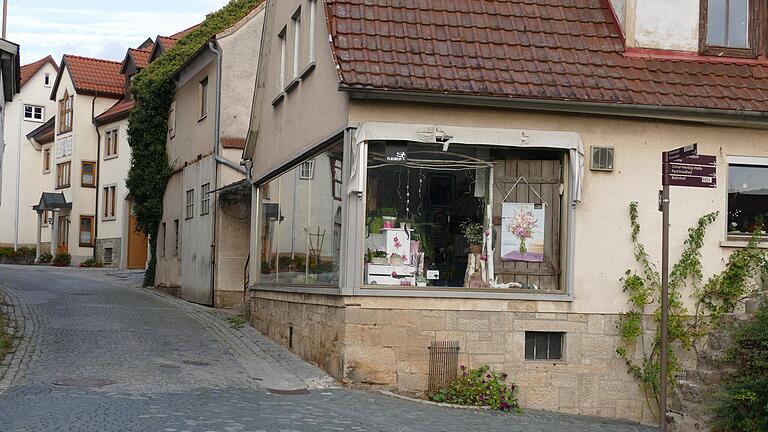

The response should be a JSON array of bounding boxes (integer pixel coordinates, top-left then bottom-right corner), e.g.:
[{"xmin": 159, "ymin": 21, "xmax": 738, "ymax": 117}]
[
  {"xmin": 667, "ymin": 163, "xmax": 716, "ymax": 177},
  {"xmin": 662, "ymin": 151, "xmax": 717, "ymax": 188},
  {"xmin": 676, "ymin": 154, "xmax": 715, "ymax": 167},
  {"xmin": 664, "ymin": 174, "xmax": 716, "ymax": 188},
  {"xmin": 666, "ymin": 143, "xmax": 698, "ymax": 161}
]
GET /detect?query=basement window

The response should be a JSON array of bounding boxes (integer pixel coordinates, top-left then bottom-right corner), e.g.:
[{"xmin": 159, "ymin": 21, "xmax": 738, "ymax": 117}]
[{"xmin": 525, "ymin": 331, "xmax": 564, "ymax": 361}]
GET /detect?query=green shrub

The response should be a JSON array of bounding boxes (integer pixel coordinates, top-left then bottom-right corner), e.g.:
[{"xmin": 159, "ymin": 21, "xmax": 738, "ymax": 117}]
[
  {"xmin": 0, "ymin": 247, "xmax": 14, "ymax": 257},
  {"xmin": 16, "ymin": 246, "xmax": 35, "ymax": 256},
  {"xmin": 52, "ymin": 253, "xmax": 71, "ymax": 267},
  {"xmin": 38, "ymin": 252, "xmax": 53, "ymax": 263},
  {"xmin": 80, "ymin": 258, "xmax": 103, "ymax": 268},
  {"xmin": 712, "ymin": 301, "xmax": 768, "ymax": 432},
  {"xmin": 429, "ymin": 364, "xmax": 520, "ymax": 411}
]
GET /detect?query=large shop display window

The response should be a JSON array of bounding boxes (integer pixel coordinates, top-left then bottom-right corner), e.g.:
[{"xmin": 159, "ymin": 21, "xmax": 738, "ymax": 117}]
[
  {"xmin": 727, "ymin": 157, "xmax": 768, "ymax": 238},
  {"xmin": 364, "ymin": 141, "xmax": 564, "ymax": 291},
  {"xmin": 259, "ymin": 142, "xmax": 343, "ymax": 286}
]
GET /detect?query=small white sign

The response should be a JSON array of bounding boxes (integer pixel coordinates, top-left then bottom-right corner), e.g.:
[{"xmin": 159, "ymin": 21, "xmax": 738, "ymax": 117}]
[{"xmin": 426, "ymin": 270, "xmax": 439, "ymax": 280}]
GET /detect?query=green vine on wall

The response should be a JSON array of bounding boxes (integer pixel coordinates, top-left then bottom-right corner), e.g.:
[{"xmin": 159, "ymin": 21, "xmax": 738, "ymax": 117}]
[
  {"xmin": 616, "ymin": 202, "xmax": 767, "ymax": 415},
  {"xmin": 126, "ymin": 0, "xmax": 262, "ymax": 285}
]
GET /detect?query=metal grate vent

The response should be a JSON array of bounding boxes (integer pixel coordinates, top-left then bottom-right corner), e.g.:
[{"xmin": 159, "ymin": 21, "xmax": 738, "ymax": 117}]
[
  {"xmin": 427, "ymin": 340, "xmax": 460, "ymax": 393},
  {"xmin": 591, "ymin": 146, "xmax": 614, "ymax": 171}
]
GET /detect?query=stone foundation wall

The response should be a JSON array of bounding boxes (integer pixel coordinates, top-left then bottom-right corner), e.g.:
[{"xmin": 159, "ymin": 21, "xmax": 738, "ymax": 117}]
[
  {"xmin": 95, "ymin": 238, "xmax": 122, "ymax": 268},
  {"xmin": 215, "ymin": 290, "xmax": 245, "ymax": 309},
  {"xmin": 249, "ymin": 291, "xmax": 663, "ymax": 424}
]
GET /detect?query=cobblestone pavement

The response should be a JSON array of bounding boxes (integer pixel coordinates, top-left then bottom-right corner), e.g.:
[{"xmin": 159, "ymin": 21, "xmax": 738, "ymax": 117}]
[{"xmin": 0, "ymin": 265, "xmax": 655, "ymax": 432}]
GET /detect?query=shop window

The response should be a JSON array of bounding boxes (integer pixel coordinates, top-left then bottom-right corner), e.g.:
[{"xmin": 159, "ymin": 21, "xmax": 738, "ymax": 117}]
[
  {"xmin": 259, "ymin": 141, "xmax": 343, "ymax": 286},
  {"xmin": 727, "ymin": 156, "xmax": 768, "ymax": 238},
  {"xmin": 525, "ymin": 331, "xmax": 564, "ymax": 361},
  {"xmin": 81, "ymin": 161, "xmax": 96, "ymax": 187},
  {"xmin": 363, "ymin": 142, "xmax": 564, "ymax": 291},
  {"xmin": 79, "ymin": 216, "xmax": 94, "ymax": 247}
]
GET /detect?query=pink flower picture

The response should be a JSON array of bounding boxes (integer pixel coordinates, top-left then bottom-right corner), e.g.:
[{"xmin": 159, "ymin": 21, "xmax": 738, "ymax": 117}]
[{"xmin": 501, "ymin": 203, "xmax": 545, "ymax": 262}]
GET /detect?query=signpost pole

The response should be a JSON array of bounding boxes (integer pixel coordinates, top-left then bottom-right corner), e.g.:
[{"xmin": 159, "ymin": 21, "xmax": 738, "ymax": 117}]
[{"xmin": 659, "ymin": 153, "xmax": 671, "ymax": 432}]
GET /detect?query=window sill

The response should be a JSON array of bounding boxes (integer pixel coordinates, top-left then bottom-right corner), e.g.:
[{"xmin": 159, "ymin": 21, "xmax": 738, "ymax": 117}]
[
  {"xmin": 55, "ymin": 185, "xmax": 70, "ymax": 190},
  {"xmin": 299, "ymin": 61, "xmax": 316, "ymax": 80},
  {"xmin": 720, "ymin": 240, "xmax": 768, "ymax": 249},
  {"xmin": 197, "ymin": 114, "xmax": 208, "ymax": 123},
  {"xmin": 81, "ymin": 184, "xmax": 97, "ymax": 189},
  {"xmin": 285, "ymin": 77, "xmax": 300, "ymax": 94},
  {"xmin": 524, "ymin": 360, "xmax": 568, "ymax": 366},
  {"xmin": 42, "ymin": 170, "xmax": 50, "ymax": 175},
  {"xmin": 358, "ymin": 285, "xmax": 572, "ymax": 301},
  {"xmin": 102, "ymin": 217, "xmax": 116, "ymax": 222},
  {"xmin": 79, "ymin": 243, "xmax": 95, "ymax": 248},
  {"xmin": 24, "ymin": 118, "xmax": 45, "ymax": 123},
  {"xmin": 271, "ymin": 92, "xmax": 285, "ymax": 107},
  {"xmin": 104, "ymin": 154, "xmax": 118, "ymax": 161}
]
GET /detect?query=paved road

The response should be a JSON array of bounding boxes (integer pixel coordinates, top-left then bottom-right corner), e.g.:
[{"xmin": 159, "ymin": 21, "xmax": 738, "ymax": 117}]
[{"xmin": 0, "ymin": 265, "xmax": 654, "ymax": 432}]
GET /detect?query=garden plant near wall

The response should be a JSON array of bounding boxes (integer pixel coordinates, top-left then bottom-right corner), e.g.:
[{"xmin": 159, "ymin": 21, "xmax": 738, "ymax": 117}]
[
  {"xmin": 616, "ymin": 202, "xmax": 768, "ymax": 419},
  {"xmin": 126, "ymin": 0, "xmax": 262, "ymax": 286}
]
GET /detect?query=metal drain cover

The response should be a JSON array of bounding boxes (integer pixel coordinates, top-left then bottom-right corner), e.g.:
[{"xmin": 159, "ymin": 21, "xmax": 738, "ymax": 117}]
[
  {"xmin": 267, "ymin": 388, "xmax": 311, "ymax": 395},
  {"xmin": 182, "ymin": 360, "xmax": 210, "ymax": 366},
  {"xmin": 52, "ymin": 378, "xmax": 116, "ymax": 388}
]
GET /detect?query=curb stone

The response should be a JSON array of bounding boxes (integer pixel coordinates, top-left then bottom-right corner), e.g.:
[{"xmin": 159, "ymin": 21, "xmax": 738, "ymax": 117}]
[{"xmin": 0, "ymin": 286, "xmax": 38, "ymax": 394}]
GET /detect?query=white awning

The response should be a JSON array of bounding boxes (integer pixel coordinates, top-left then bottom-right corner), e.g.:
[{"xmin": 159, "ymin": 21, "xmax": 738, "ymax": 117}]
[{"xmin": 348, "ymin": 121, "xmax": 584, "ymax": 203}]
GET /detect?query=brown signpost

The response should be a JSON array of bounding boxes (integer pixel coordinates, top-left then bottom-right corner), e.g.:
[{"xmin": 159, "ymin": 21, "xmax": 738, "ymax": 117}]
[{"xmin": 658, "ymin": 144, "xmax": 716, "ymax": 432}]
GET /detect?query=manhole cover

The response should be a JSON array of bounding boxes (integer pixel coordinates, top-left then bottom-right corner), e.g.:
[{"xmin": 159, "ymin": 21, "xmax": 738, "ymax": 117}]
[
  {"xmin": 52, "ymin": 378, "xmax": 116, "ymax": 388},
  {"xmin": 267, "ymin": 388, "xmax": 311, "ymax": 395},
  {"xmin": 182, "ymin": 360, "xmax": 210, "ymax": 366}
]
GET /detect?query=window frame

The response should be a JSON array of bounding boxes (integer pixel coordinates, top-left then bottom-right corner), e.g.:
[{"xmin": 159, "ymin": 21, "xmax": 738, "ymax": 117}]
[
  {"xmin": 168, "ymin": 101, "xmax": 176, "ymax": 139},
  {"xmin": 56, "ymin": 161, "xmax": 71, "ymax": 189},
  {"xmin": 23, "ymin": 104, "xmax": 45, "ymax": 121},
  {"xmin": 524, "ymin": 331, "xmax": 565, "ymax": 361},
  {"xmin": 292, "ymin": 7, "xmax": 302, "ymax": 80},
  {"xmin": 699, "ymin": 0, "xmax": 762, "ymax": 58},
  {"xmin": 299, "ymin": 160, "xmax": 315, "ymax": 180},
  {"xmin": 42, "ymin": 147, "xmax": 51, "ymax": 173},
  {"xmin": 104, "ymin": 128, "xmax": 119, "ymax": 159},
  {"xmin": 726, "ymin": 155, "xmax": 768, "ymax": 241},
  {"xmin": 201, "ymin": 183, "xmax": 211, "ymax": 216},
  {"xmin": 279, "ymin": 26, "xmax": 287, "ymax": 91},
  {"xmin": 44, "ymin": 73, "xmax": 51, "ymax": 87},
  {"xmin": 199, "ymin": 77, "xmax": 209, "ymax": 120},
  {"xmin": 59, "ymin": 91, "xmax": 73, "ymax": 133},
  {"xmin": 102, "ymin": 185, "xmax": 117, "ymax": 221},
  {"xmin": 159, "ymin": 222, "xmax": 166, "ymax": 257},
  {"xmin": 79, "ymin": 215, "xmax": 95, "ymax": 247},
  {"xmin": 81, "ymin": 161, "xmax": 97, "ymax": 188},
  {"xmin": 185, "ymin": 189, "xmax": 195, "ymax": 220},
  {"xmin": 174, "ymin": 219, "xmax": 180, "ymax": 256}
]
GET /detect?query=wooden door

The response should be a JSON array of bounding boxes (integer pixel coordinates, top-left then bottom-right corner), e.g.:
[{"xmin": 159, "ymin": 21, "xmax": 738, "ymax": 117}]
[
  {"xmin": 492, "ymin": 158, "xmax": 562, "ymax": 291},
  {"xmin": 57, "ymin": 217, "xmax": 69, "ymax": 254},
  {"xmin": 127, "ymin": 201, "xmax": 148, "ymax": 269}
]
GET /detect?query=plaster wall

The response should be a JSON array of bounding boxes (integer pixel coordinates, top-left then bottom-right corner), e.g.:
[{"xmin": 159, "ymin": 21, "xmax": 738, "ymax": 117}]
[
  {"xmin": 347, "ymin": 100, "xmax": 767, "ymax": 315},
  {"xmin": 156, "ymin": 171, "xmax": 183, "ymax": 288},
  {"xmin": 96, "ymin": 117, "xmax": 129, "ymax": 241},
  {"xmin": 0, "ymin": 62, "xmax": 57, "ymax": 245},
  {"xmin": 169, "ymin": 61, "xmax": 216, "ymax": 170},
  {"xmin": 630, "ymin": 0, "xmax": 700, "ymax": 51},
  {"xmin": 248, "ymin": 0, "xmax": 349, "ymax": 179}
]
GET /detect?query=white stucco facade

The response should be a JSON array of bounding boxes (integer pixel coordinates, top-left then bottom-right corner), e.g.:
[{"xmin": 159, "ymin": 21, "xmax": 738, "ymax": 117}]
[
  {"xmin": 615, "ymin": 0, "xmax": 702, "ymax": 51},
  {"xmin": 0, "ymin": 61, "xmax": 57, "ymax": 247}
]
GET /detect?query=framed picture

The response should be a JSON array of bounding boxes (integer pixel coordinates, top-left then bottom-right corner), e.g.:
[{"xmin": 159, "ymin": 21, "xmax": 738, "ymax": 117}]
[{"xmin": 501, "ymin": 203, "xmax": 545, "ymax": 262}]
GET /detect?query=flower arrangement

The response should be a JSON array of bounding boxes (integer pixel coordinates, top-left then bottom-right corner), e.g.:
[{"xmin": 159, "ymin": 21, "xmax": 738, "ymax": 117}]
[
  {"xmin": 429, "ymin": 364, "xmax": 520, "ymax": 412},
  {"xmin": 507, "ymin": 209, "xmax": 537, "ymax": 254},
  {"xmin": 460, "ymin": 221, "xmax": 485, "ymax": 246}
]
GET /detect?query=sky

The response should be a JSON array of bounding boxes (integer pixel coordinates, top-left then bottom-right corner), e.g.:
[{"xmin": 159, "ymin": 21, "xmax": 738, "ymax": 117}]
[{"xmin": 7, "ymin": 0, "xmax": 230, "ymax": 65}]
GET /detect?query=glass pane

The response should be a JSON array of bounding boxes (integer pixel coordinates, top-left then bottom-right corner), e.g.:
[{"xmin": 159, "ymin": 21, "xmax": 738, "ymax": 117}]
[
  {"xmin": 308, "ymin": 143, "xmax": 343, "ymax": 285},
  {"xmin": 549, "ymin": 333, "xmax": 563, "ymax": 360},
  {"xmin": 277, "ymin": 165, "xmax": 310, "ymax": 285},
  {"xmin": 260, "ymin": 179, "xmax": 280, "ymax": 282},
  {"xmin": 524, "ymin": 333, "xmax": 535, "ymax": 360},
  {"xmin": 83, "ymin": 174, "xmax": 93, "ymax": 185},
  {"xmin": 727, "ymin": 0, "xmax": 749, "ymax": 48},
  {"xmin": 707, "ymin": 0, "xmax": 727, "ymax": 46},
  {"xmin": 534, "ymin": 333, "xmax": 549, "ymax": 360},
  {"xmin": 728, "ymin": 164, "xmax": 768, "ymax": 234}
]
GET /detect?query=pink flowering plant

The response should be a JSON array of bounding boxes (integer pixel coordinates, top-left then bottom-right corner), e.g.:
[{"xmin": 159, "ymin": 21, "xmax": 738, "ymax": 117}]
[
  {"xmin": 507, "ymin": 209, "xmax": 537, "ymax": 254},
  {"xmin": 429, "ymin": 364, "xmax": 520, "ymax": 412}
]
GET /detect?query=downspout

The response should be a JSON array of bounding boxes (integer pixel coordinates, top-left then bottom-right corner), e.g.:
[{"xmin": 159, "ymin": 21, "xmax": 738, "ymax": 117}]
[
  {"xmin": 210, "ymin": 40, "xmax": 223, "ymax": 307},
  {"xmin": 12, "ymin": 96, "xmax": 21, "ymax": 251},
  {"xmin": 92, "ymin": 93, "xmax": 101, "ymax": 259}
]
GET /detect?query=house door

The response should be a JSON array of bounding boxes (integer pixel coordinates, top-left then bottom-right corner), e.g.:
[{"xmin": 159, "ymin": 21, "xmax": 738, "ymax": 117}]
[
  {"xmin": 180, "ymin": 157, "xmax": 214, "ymax": 305},
  {"xmin": 57, "ymin": 217, "xmax": 69, "ymax": 254},
  {"xmin": 127, "ymin": 201, "xmax": 148, "ymax": 269}
]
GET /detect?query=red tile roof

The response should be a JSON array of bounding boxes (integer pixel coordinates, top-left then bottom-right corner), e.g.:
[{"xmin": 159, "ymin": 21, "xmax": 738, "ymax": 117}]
[
  {"xmin": 129, "ymin": 48, "xmax": 151, "ymax": 69},
  {"xmin": 94, "ymin": 99, "xmax": 135, "ymax": 125},
  {"xmin": 325, "ymin": 0, "xmax": 768, "ymax": 113},
  {"xmin": 62, "ymin": 55, "xmax": 124, "ymax": 98},
  {"xmin": 20, "ymin": 55, "xmax": 57, "ymax": 88},
  {"xmin": 156, "ymin": 35, "xmax": 179, "ymax": 51}
]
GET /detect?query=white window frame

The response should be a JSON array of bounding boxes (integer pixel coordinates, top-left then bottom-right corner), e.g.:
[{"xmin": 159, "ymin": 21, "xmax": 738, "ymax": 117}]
[
  {"xmin": 299, "ymin": 160, "xmax": 315, "ymax": 180},
  {"xmin": 199, "ymin": 77, "xmax": 208, "ymax": 120},
  {"xmin": 292, "ymin": 7, "xmax": 301, "ymax": 79},
  {"xmin": 44, "ymin": 73, "xmax": 51, "ymax": 87},
  {"xmin": 201, "ymin": 183, "xmax": 211, "ymax": 215},
  {"xmin": 24, "ymin": 104, "xmax": 44, "ymax": 122},
  {"xmin": 308, "ymin": 0, "xmax": 317, "ymax": 64},
  {"xmin": 168, "ymin": 101, "xmax": 176, "ymax": 139},
  {"xmin": 104, "ymin": 128, "xmax": 119, "ymax": 159},
  {"xmin": 185, "ymin": 189, "xmax": 195, "ymax": 220},
  {"xmin": 279, "ymin": 26, "xmax": 287, "ymax": 91}
]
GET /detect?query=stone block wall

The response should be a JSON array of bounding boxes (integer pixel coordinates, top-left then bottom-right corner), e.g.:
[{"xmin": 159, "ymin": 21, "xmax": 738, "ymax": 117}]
[
  {"xmin": 95, "ymin": 238, "xmax": 121, "ymax": 267},
  {"xmin": 249, "ymin": 291, "xmax": 658, "ymax": 424}
]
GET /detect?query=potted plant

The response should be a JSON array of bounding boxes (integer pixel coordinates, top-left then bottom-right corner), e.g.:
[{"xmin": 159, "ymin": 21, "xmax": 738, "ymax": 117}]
[
  {"xmin": 379, "ymin": 207, "xmax": 398, "ymax": 229},
  {"xmin": 367, "ymin": 215, "xmax": 384, "ymax": 234},
  {"xmin": 370, "ymin": 249, "xmax": 388, "ymax": 265},
  {"xmin": 460, "ymin": 221, "xmax": 485, "ymax": 254}
]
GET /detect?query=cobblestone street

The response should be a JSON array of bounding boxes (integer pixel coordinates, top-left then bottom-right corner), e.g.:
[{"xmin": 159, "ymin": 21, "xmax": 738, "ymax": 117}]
[{"xmin": 0, "ymin": 265, "xmax": 654, "ymax": 432}]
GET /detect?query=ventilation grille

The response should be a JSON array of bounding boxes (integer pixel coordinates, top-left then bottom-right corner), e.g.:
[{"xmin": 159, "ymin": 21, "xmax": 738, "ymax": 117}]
[{"xmin": 591, "ymin": 146, "xmax": 614, "ymax": 171}]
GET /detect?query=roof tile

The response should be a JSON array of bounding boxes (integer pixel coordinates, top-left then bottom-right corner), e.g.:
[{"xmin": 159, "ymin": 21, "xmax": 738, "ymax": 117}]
[
  {"xmin": 20, "ymin": 55, "xmax": 58, "ymax": 88},
  {"xmin": 64, "ymin": 55, "xmax": 124, "ymax": 98}
]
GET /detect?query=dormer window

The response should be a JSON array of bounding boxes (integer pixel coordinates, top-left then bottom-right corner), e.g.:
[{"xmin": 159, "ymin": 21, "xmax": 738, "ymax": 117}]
[{"xmin": 700, "ymin": 0, "xmax": 759, "ymax": 57}]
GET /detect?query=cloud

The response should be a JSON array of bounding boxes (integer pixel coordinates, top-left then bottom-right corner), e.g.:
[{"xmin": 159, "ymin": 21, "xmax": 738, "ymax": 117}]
[{"xmin": 7, "ymin": 1, "xmax": 229, "ymax": 64}]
